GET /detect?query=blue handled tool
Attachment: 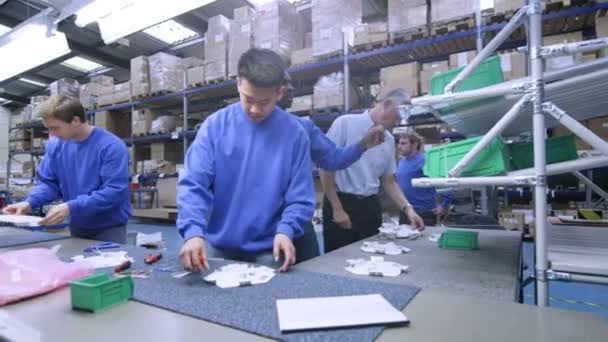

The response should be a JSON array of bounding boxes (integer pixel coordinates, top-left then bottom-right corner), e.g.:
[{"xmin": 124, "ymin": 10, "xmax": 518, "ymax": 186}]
[{"xmin": 83, "ymin": 242, "xmax": 120, "ymax": 253}]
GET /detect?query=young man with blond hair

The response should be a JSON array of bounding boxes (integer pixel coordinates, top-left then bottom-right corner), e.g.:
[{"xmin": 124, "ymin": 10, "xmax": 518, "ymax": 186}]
[{"xmin": 2, "ymin": 96, "xmax": 131, "ymax": 243}]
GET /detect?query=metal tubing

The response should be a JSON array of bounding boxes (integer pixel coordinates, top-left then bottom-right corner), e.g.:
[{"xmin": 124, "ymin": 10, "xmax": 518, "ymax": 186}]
[
  {"xmin": 547, "ymin": 270, "xmax": 608, "ymax": 285},
  {"xmin": 448, "ymin": 95, "xmax": 530, "ymax": 177},
  {"xmin": 529, "ymin": 0, "xmax": 549, "ymax": 307},
  {"xmin": 572, "ymin": 171, "xmax": 608, "ymax": 203},
  {"xmin": 540, "ymin": 38, "xmax": 608, "ymax": 57},
  {"xmin": 183, "ymin": 70, "xmax": 189, "ymax": 160},
  {"xmin": 412, "ymin": 176, "xmax": 537, "ymax": 188},
  {"xmin": 413, "ymin": 81, "xmax": 523, "ymax": 106},
  {"xmin": 509, "ymin": 155, "xmax": 608, "ymax": 177},
  {"xmin": 543, "ymin": 102, "xmax": 608, "ymax": 155},
  {"xmin": 444, "ymin": 5, "xmax": 528, "ymax": 93},
  {"xmin": 343, "ymin": 29, "xmax": 350, "ymax": 113}
]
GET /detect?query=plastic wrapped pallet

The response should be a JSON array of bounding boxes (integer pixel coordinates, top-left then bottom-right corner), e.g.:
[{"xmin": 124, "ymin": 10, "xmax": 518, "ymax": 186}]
[
  {"xmin": 254, "ymin": 0, "xmax": 304, "ymax": 60},
  {"xmin": 420, "ymin": 61, "xmax": 449, "ymax": 94},
  {"xmin": 353, "ymin": 22, "xmax": 388, "ymax": 46},
  {"xmin": 449, "ymin": 50, "xmax": 477, "ymax": 68},
  {"xmin": 90, "ymin": 75, "xmax": 114, "ymax": 86},
  {"xmin": 96, "ymin": 84, "xmax": 115, "ymax": 107},
  {"xmin": 493, "ymin": 0, "xmax": 523, "ymax": 14},
  {"xmin": 312, "ymin": 0, "xmax": 361, "ymax": 57},
  {"xmin": 543, "ymin": 32, "xmax": 583, "ymax": 71},
  {"xmin": 380, "ymin": 62, "xmax": 421, "ymax": 98},
  {"xmin": 49, "ymin": 78, "xmax": 79, "ymax": 97},
  {"xmin": 388, "ymin": 0, "xmax": 428, "ymax": 35},
  {"xmin": 499, "ymin": 52, "xmax": 527, "ymax": 81},
  {"xmin": 312, "ymin": 72, "xmax": 358, "ymax": 110},
  {"xmin": 205, "ymin": 15, "xmax": 231, "ymax": 83},
  {"xmin": 131, "ymin": 56, "xmax": 150, "ymax": 98},
  {"xmin": 183, "ymin": 57, "xmax": 204, "ymax": 69},
  {"xmin": 112, "ymin": 82, "xmax": 131, "ymax": 104},
  {"xmin": 150, "ymin": 115, "xmax": 177, "ymax": 134},
  {"xmin": 149, "ymin": 52, "xmax": 185, "ymax": 93},
  {"xmin": 229, "ymin": 7, "xmax": 255, "ymax": 77},
  {"xmin": 288, "ymin": 95, "xmax": 313, "ymax": 113},
  {"xmin": 79, "ymin": 82, "xmax": 105, "ymax": 109},
  {"xmin": 291, "ymin": 48, "xmax": 313, "ymax": 66},
  {"xmin": 132, "ymin": 108, "xmax": 157, "ymax": 136},
  {"xmin": 431, "ymin": 0, "xmax": 476, "ymax": 23},
  {"xmin": 187, "ymin": 66, "xmax": 205, "ymax": 87}
]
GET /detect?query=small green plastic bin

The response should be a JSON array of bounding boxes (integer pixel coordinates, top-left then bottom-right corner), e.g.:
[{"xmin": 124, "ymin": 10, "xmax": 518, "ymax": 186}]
[
  {"xmin": 509, "ymin": 135, "xmax": 579, "ymax": 170},
  {"xmin": 438, "ymin": 230, "xmax": 479, "ymax": 250},
  {"xmin": 430, "ymin": 55, "xmax": 505, "ymax": 113},
  {"xmin": 69, "ymin": 273, "xmax": 133, "ymax": 312},
  {"xmin": 423, "ymin": 136, "xmax": 510, "ymax": 178}
]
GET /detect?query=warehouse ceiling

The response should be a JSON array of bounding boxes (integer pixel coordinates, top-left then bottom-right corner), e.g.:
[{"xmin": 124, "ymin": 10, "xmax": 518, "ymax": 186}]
[{"xmin": 0, "ymin": 0, "xmax": 386, "ymax": 109}]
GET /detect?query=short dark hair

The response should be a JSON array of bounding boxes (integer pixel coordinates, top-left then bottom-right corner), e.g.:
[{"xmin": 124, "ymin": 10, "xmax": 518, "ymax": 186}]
[
  {"xmin": 237, "ymin": 48, "xmax": 286, "ymax": 88},
  {"xmin": 37, "ymin": 95, "xmax": 86, "ymax": 123}
]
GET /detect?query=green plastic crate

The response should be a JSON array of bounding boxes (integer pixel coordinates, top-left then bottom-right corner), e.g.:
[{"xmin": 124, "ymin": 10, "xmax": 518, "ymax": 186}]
[
  {"xmin": 423, "ymin": 136, "xmax": 510, "ymax": 178},
  {"xmin": 509, "ymin": 135, "xmax": 579, "ymax": 170},
  {"xmin": 438, "ymin": 230, "xmax": 479, "ymax": 250},
  {"xmin": 430, "ymin": 56, "xmax": 504, "ymax": 114},
  {"xmin": 69, "ymin": 273, "xmax": 133, "ymax": 312}
]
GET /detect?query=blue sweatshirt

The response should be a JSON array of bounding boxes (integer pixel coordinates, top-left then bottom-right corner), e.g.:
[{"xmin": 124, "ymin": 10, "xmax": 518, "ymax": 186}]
[
  {"xmin": 26, "ymin": 128, "xmax": 131, "ymax": 229},
  {"xmin": 396, "ymin": 152, "xmax": 452, "ymax": 212},
  {"xmin": 177, "ymin": 103, "xmax": 315, "ymax": 252},
  {"xmin": 297, "ymin": 117, "xmax": 364, "ymax": 170}
]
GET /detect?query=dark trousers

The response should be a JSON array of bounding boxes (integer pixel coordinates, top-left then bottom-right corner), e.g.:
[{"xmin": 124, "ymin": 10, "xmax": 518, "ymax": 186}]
[
  {"xmin": 70, "ymin": 224, "xmax": 127, "ymax": 244},
  {"xmin": 323, "ymin": 193, "xmax": 382, "ymax": 253},
  {"xmin": 293, "ymin": 221, "xmax": 320, "ymax": 263},
  {"xmin": 400, "ymin": 210, "xmax": 437, "ymax": 226}
]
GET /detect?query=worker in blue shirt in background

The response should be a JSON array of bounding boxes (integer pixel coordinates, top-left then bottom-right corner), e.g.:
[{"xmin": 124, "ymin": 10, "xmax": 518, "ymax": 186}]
[
  {"xmin": 177, "ymin": 48, "xmax": 316, "ymax": 272},
  {"xmin": 395, "ymin": 133, "xmax": 453, "ymax": 226},
  {"xmin": 2, "ymin": 96, "xmax": 131, "ymax": 243},
  {"xmin": 278, "ymin": 72, "xmax": 385, "ymax": 262}
]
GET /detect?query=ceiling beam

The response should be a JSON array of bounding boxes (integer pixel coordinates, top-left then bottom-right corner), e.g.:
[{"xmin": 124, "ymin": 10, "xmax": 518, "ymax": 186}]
[
  {"xmin": 0, "ymin": 92, "xmax": 30, "ymax": 104},
  {"xmin": 67, "ymin": 40, "xmax": 130, "ymax": 69}
]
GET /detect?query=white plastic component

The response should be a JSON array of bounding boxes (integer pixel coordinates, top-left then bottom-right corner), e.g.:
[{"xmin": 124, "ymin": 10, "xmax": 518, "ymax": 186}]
[
  {"xmin": 360, "ymin": 241, "xmax": 411, "ymax": 255},
  {"xmin": 346, "ymin": 257, "xmax": 409, "ymax": 277},
  {"xmin": 204, "ymin": 263, "xmax": 276, "ymax": 288},
  {"xmin": 0, "ymin": 215, "xmax": 43, "ymax": 227},
  {"xmin": 378, "ymin": 223, "xmax": 423, "ymax": 240}
]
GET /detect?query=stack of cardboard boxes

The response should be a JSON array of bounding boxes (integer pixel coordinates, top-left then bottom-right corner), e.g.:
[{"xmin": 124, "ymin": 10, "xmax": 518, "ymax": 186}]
[
  {"xmin": 254, "ymin": 0, "xmax": 303, "ymax": 60},
  {"xmin": 228, "ymin": 7, "xmax": 255, "ymax": 78},
  {"xmin": 353, "ymin": 22, "xmax": 388, "ymax": 46},
  {"xmin": 311, "ymin": 0, "xmax": 361, "ymax": 57},
  {"xmin": 387, "ymin": 0, "xmax": 428, "ymax": 37},
  {"xmin": 205, "ymin": 15, "xmax": 231, "ymax": 83}
]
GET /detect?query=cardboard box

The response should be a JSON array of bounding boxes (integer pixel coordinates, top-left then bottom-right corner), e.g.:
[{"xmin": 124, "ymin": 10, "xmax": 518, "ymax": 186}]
[
  {"xmin": 379, "ymin": 62, "xmax": 420, "ymax": 97},
  {"xmin": 499, "ymin": 52, "xmax": 528, "ymax": 81},
  {"xmin": 420, "ymin": 61, "xmax": 449, "ymax": 94},
  {"xmin": 132, "ymin": 108, "xmax": 157, "ymax": 136},
  {"xmin": 150, "ymin": 142, "xmax": 183, "ymax": 162},
  {"xmin": 431, "ymin": 0, "xmax": 475, "ymax": 23},
  {"xmin": 587, "ymin": 116, "xmax": 608, "ymax": 140},
  {"xmin": 138, "ymin": 160, "xmax": 176, "ymax": 175},
  {"xmin": 228, "ymin": 7, "xmax": 254, "ymax": 78},
  {"xmin": 499, "ymin": 212, "xmax": 526, "ymax": 231},
  {"xmin": 187, "ymin": 66, "xmax": 205, "ymax": 86},
  {"xmin": 205, "ymin": 15, "xmax": 231, "ymax": 82},
  {"xmin": 112, "ymin": 82, "xmax": 131, "ymax": 104},
  {"xmin": 291, "ymin": 48, "xmax": 314, "ymax": 66},
  {"xmin": 79, "ymin": 82, "xmax": 105, "ymax": 109},
  {"xmin": 95, "ymin": 111, "xmax": 132, "ymax": 139},
  {"xmin": 149, "ymin": 52, "xmax": 185, "ymax": 93},
  {"xmin": 353, "ymin": 22, "xmax": 388, "ymax": 46},
  {"xmin": 493, "ymin": 0, "xmax": 523, "ymax": 14},
  {"xmin": 130, "ymin": 56, "xmax": 150, "ymax": 97},
  {"xmin": 388, "ymin": 0, "xmax": 427, "ymax": 34},
  {"xmin": 183, "ymin": 57, "xmax": 204, "ymax": 69},
  {"xmin": 543, "ymin": 32, "xmax": 584, "ymax": 71},
  {"xmin": 288, "ymin": 95, "xmax": 313, "ymax": 113},
  {"xmin": 255, "ymin": 0, "xmax": 304, "ymax": 59},
  {"xmin": 304, "ymin": 32, "xmax": 313, "ymax": 48},
  {"xmin": 50, "ymin": 78, "xmax": 79, "ymax": 97},
  {"xmin": 156, "ymin": 177, "xmax": 178, "ymax": 208},
  {"xmin": 449, "ymin": 50, "xmax": 477, "ymax": 68},
  {"xmin": 312, "ymin": 0, "xmax": 361, "ymax": 57},
  {"xmin": 90, "ymin": 75, "xmax": 114, "ymax": 86}
]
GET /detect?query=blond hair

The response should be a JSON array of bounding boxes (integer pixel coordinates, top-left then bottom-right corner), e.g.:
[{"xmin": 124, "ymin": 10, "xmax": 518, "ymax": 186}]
[
  {"xmin": 37, "ymin": 96, "xmax": 86, "ymax": 123},
  {"xmin": 399, "ymin": 132, "xmax": 423, "ymax": 151}
]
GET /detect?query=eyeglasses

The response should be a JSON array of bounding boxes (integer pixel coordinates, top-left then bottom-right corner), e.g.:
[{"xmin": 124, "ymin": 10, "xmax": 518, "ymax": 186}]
[{"xmin": 397, "ymin": 104, "xmax": 413, "ymax": 125}]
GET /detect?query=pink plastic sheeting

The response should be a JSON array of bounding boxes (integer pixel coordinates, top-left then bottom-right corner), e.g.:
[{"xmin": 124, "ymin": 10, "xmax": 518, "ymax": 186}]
[{"xmin": 0, "ymin": 248, "xmax": 94, "ymax": 306}]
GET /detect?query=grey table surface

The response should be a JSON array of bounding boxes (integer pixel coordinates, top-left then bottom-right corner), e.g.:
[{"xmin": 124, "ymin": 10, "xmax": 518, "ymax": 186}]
[{"xmin": 2, "ymin": 229, "xmax": 607, "ymax": 342}]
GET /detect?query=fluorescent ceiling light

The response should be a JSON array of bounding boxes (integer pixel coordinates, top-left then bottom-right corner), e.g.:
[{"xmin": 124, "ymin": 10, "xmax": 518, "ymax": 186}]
[
  {"xmin": 143, "ymin": 20, "xmax": 199, "ymax": 45},
  {"xmin": 85, "ymin": 0, "xmax": 216, "ymax": 44},
  {"xmin": 0, "ymin": 9, "xmax": 71, "ymax": 82},
  {"xmin": 0, "ymin": 97, "xmax": 11, "ymax": 105},
  {"xmin": 480, "ymin": 0, "xmax": 494, "ymax": 11},
  {"xmin": 19, "ymin": 78, "xmax": 47, "ymax": 87},
  {"xmin": 62, "ymin": 56, "xmax": 104, "ymax": 72},
  {"xmin": 0, "ymin": 24, "xmax": 10, "ymax": 37}
]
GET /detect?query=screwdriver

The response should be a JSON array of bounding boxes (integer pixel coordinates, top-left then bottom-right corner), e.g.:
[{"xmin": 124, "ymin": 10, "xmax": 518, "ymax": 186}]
[
  {"xmin": 144, "ymin": 253, "xmax": 162, "ymax": 264},
  {"xmin": 114, "ymin": 259, "xmax": 132, "ymax": 273}
]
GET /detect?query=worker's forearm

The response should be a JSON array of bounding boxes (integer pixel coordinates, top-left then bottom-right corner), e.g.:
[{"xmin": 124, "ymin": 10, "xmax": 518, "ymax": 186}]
[
  {"xmin": 320, "ymin": 170, "xmax": 343, "ymax": 211},
  {"xmin": 383, "ymin": 177, "xmax": 409, "ymax": 209}
]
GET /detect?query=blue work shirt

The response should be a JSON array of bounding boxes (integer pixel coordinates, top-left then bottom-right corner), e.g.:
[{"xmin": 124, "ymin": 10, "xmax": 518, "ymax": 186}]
[{"xmin": 396, "ymin": 152, "xmax": 452, "ymax": 212}]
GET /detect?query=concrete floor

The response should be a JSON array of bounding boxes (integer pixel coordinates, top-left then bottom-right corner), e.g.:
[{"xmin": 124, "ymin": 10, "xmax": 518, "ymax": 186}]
[{"xmin": 127, "ymin": 218, "xmax": 608, "ymax": 319}]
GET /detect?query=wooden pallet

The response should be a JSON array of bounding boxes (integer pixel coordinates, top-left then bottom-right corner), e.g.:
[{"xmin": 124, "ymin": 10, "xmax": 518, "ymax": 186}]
[
  {"xmin": 313, "ymin": 50, "xmax": 344, "ymax": 61},
  {"xmin": 96, "ymin": 99, "xmax": 131, "ymax": 108},
  {"xmin": 187, "ymin": 82, "xmax": 204, "ymax": 89},
  {"xmin": 132, "ymin": 131, "xmax": 173, "ymax": 137},
  {"xmin": 132, "ymin": 93, "xmax": 151, "ymax": 100},
  {"xmin": 389, "ymin": 26, "xmax": 429, "ymax": 45},
  {"xmin": 205, "ymin": 77, "xmax": 227, "ymax": 85},
  {"xmin": 312, "ymin": 106, "xmax": 343, "ymax": 116},
  {"xmin": 150, "ymin": 90, "xmax": 172, "ymax": 97},
  {"xmin": 430, "ymin": 16, "xmax": 475, "ymax": 36},
  {"xmin": 353, "ymin": 40, "xmax": 388, "ymax": 53}
]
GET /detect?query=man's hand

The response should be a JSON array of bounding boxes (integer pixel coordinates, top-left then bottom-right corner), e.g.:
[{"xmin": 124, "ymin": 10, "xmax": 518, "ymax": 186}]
[
  {"xmin": 360, "ymin": 125, "xmax": 385, "ymax": 150},
  {"xmin": 2, "ymin": 201, "xmax": 31, "ymax": 215},
  {"xmin": 432, "ymin": 206, "xmax": 447, "ymax": 217},
  {"xmin": 407, "ymin": 208, "xmax": 425, "ymax": 231},
  {"xmin": 332, "ymin": 207, "xmax": 352, "ymax": 229},
  {"xmin": 179, "ymin": 237, "xmax": 208, "ymax": 272},
  {"xmin": 39, "ymin": 203, "xmax": 70, "ymax": 226},
  {"xmin": 274, "ymin": 234, "xmax": 295, "ymax": 272}
]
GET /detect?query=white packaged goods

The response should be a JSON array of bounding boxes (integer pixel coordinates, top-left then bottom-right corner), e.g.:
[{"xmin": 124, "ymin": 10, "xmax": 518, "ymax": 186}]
[
  {"xmin": 430, "ymin": 0, "xmax": 476, "ymax": 23},
  {"xmin": 49, "ymin": 78, "xmax": 79, "ymax": 97},
  {"xmin": 312, "ymin": 0, "xmax": 361, "ymax": 57},
  {"xmin": 205, "ymin": 15, "xmax": 231, "ymax": 82},
  {"xmin": 150, "ymin": 115, "xmax": 177, "ymax": 134},
  {"xmin": 187, "ymin": 66, "xmax": 205, "ymax": 86},
  {"xmin": 229, "ymin": 7, "xmax": 254, "ymax": 77},
  {"xmin": 130, "ymin": 56, "xmax": 151, "ymax": 97},
  {"xmin": 254, "ymin": 0, "xmax": 304, "ymax": 60},
  {"xmin": 388, "ymin": 0, "xmax": 427, "ymax": 35},
  {"xmin": 312, "ymin": 72, "xmax": 358, "ymax": 110},
  {"xmin": 149, "ymin": 52, "xmax": 185, "ymax": 93}
]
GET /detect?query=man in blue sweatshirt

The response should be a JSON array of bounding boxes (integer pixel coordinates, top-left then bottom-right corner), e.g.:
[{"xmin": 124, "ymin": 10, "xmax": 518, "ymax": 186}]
[
  {"xmin": 177, "ymin": 48, "xmax": 315, "ymax": 272},
  {"xmin": 2, "ymin": 96, "xmax": 131, "ymax": 243},
  {"xmin": 396, "ymin": 133, "xmax": 452, "ymax": 226}
]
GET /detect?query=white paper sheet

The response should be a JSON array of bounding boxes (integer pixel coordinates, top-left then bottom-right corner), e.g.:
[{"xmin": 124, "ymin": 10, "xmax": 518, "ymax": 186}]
[
  {"xmin": 276, "ymin": 294, "xmax": 408, "ymax": 332},
  {"xmin": 71, "ymin": 251, "xmax": 133, "ymax": 269},
  {"xmin": 0, "ymin": 214, "xmax": 43, "ymax": 227}
]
